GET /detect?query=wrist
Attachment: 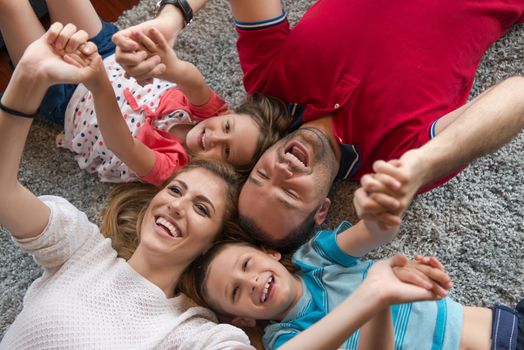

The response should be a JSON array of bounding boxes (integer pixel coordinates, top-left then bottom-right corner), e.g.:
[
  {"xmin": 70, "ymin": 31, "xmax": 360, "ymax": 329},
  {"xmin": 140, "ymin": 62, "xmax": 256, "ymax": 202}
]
[
  {"xmin": 2, "ymin": 66, "xmax": 48, "ymax": 114},
  {"xmin": 156, "ymin": 0, "xmax": 193, "ymax": 28}
]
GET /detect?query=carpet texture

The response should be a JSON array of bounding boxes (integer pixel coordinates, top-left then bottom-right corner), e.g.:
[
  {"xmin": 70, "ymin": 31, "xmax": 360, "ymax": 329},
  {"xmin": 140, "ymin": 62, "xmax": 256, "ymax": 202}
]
[{"xmin": 1, "ymin": 0, "xmax": 523, "ymax": 339}]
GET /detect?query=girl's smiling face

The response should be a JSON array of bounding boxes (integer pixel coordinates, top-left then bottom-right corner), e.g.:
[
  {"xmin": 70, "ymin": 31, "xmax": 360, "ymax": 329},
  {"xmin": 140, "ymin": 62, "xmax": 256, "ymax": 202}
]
[
  {"xmin": 140, "ymin": 167, "xmax": 228, "ymax": 265},
  {"xmin": 185, "ymin": 113, "xmax": 260, "ymax": 168}
]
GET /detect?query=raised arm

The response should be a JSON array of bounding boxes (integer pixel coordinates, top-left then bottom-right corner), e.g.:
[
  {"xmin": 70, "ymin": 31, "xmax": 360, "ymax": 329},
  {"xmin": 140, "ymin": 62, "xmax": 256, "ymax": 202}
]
[
  {"xmin": 130, "ymin": 27, "xmax": 212, "ymax": 105},
  {"xmin": 113, "ymin": 0, "xmax": 283, "ymax": 81},
  {"xmin": 279, "ymin": 255, "xmax": 446, "ymax": 350},
  {"xmin": 355, "ymin": 77, "xmax": 524, "ymax": 227},
  {"xmin": 0, "ymin": 23, "xmax": 93, "ymax": 239}
]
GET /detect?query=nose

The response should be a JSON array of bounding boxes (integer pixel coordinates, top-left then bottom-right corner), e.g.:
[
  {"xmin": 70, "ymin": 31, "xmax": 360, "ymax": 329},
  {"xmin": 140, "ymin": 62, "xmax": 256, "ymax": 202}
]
[
  {"xmin": 168, "ymin": 197, "xmax": 186, "ymax": 218},
  {"xmin": 274, "ymin": 160, "xmax": 293, "ymax": 181},
  {"xmin": 249, "ymin": 275, "xmax": 260, "ymax": 294},
  {"xmin": 208, "ymin": 131, "xmax": 229, "ymax": 148}
]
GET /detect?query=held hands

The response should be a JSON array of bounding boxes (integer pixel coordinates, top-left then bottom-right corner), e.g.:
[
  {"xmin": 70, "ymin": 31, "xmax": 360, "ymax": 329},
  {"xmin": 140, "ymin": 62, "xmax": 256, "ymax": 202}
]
[
  {"xmin": 362, "ymin": 255, "xmax": 452, "ymax": 307},
  {"xmin": 112, "ymin": 16, "xmax": 179, "ymax": 83},
  {"xmin": 353, "ymin": 150, "xmax": 425, "ymax": 229},
  {"xmin": 123, "ymin": 27, "xmax": 182, "ymax": 83},
  {"xmin": 19, "ymin": 22, "xmax": 101, "ymax": 87}
]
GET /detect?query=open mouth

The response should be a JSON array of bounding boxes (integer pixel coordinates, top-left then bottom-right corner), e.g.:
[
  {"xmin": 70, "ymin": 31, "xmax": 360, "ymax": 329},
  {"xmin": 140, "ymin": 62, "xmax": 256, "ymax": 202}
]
[
  {"xmin": 284, "ymin": 141, "xmax": 309, "ymax": 168},
  {"xmin": 155, "ymin": 216, "xmax": 181, "ymax": 238},
  {"xmin": 260, "ymin": 275, "xmax": 275, "ymax": 303}
]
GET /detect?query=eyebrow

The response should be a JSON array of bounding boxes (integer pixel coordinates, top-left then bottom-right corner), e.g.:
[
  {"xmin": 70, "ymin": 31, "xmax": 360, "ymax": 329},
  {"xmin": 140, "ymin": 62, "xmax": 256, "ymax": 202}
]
[
  {"xmin": 247, "ymin": 176, "xmax": 299, "ymax": 211},
  {"xmin": 174, "ymin": 179, "xmax": 216, "ymax": 214}
]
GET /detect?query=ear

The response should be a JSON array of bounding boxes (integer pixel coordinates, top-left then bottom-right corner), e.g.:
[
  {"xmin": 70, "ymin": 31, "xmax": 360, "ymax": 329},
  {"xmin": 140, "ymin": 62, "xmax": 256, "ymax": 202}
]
[
  {"xmin": 261, "ymin": 247, "xmax": 282, "ymax": 261},
  {"xmin": 314, "ymin": 198, "xmax": 331, "ymax": 225},
  {"xmin": 232, "ymin": 316, "xmax": 257, "ymax": 328}
]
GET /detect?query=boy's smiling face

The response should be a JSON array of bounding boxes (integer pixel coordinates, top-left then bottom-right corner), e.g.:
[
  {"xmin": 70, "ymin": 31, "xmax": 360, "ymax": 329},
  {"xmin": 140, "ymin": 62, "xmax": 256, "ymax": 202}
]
[{"xmin": 204, "ymin": 244, "xmax": 302, "ymax": 326}]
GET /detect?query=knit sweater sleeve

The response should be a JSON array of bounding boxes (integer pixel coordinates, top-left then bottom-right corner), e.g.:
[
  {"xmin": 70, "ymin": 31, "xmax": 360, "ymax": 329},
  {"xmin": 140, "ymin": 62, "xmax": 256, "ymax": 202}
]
[
  {"xmin": 12, "ymin": 195, "xmax": 99, "ymax": 270},
  {"xmin": 159, "ymin": 303, "xmax": 254, "ymax": 350}
]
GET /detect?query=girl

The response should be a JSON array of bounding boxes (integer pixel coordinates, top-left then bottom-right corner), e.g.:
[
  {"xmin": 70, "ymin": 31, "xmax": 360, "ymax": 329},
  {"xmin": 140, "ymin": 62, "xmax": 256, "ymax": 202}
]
[{"xmin": 0, "ymin": 0, "xmax": 291, "ymax": 187}]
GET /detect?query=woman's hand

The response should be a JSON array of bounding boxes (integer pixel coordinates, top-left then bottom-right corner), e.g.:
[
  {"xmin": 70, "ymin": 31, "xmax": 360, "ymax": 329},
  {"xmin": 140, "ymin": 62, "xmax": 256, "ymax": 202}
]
[{"xmin": 19, "ymin": 22, "xmax": 101, "ymax": 86}]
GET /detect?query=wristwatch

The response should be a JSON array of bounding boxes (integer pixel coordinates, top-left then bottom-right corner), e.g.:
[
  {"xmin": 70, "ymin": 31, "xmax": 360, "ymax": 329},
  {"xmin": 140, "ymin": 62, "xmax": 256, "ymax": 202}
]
[{"xmin": 155, "ymin": 0, "xmax": 193, "ymax": 26}]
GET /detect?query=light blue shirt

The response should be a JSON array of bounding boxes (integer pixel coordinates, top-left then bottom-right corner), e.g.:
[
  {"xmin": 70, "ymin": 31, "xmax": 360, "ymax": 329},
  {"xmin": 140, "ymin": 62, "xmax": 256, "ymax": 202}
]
[{"xmin": 263, "ymin": 221, "xmax": 463, "ymax": 350}]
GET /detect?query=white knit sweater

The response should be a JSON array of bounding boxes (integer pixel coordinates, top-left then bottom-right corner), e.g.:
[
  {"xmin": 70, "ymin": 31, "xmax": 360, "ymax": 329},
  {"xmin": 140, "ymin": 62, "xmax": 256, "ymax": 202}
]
[{"xmin": 0, "ymin": 196, "xmax": 252, "ymax": 350}]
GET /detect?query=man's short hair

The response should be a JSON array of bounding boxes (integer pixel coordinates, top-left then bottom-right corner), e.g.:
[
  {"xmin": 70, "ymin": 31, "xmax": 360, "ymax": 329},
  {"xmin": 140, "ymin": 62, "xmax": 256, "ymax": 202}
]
[{"xmin": 238, "ymin": 209, "xmax": 318, "ymax": 253}]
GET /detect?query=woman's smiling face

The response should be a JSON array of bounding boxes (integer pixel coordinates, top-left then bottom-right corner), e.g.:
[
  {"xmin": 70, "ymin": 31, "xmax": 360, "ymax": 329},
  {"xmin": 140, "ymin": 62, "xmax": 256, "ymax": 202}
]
[{"xmin": 140, "ymin": 167, "xmax": 228, "ymax": 264}]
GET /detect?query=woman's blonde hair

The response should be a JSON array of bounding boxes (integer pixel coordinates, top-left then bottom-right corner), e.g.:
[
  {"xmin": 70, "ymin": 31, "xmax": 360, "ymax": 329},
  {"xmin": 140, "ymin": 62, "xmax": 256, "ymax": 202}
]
[{"xmin": 101, "ymin": 158, "xmax": 241, "ymax": 260}]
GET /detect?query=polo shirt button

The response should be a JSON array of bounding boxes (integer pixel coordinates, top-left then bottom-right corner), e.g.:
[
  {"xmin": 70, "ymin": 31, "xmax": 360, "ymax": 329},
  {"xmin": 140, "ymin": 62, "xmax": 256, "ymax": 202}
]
[{"xmin": 334, "ymin": 103, "xmax": 340, "ymax": 109}]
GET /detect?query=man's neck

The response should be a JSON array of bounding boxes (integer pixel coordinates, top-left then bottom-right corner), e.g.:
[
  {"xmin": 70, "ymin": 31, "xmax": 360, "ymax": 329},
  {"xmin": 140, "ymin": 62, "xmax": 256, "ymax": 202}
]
[{"xmin": 300, "ymin": 115, "xmax": 341, "ymax": 164}]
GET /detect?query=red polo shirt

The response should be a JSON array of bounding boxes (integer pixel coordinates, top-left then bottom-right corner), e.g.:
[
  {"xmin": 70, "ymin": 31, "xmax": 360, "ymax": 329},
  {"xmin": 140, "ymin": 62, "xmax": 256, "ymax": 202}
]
[{"xmin": 236, "ymin": 0, "xmax": 523, "ymax": 191}]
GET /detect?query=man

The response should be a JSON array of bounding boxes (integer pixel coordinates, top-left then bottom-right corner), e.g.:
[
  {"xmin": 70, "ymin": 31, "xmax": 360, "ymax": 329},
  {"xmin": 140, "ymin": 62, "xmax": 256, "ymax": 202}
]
[{"xmin": 113, "ymin": 0, "xmax": 524, "ymax": 251}]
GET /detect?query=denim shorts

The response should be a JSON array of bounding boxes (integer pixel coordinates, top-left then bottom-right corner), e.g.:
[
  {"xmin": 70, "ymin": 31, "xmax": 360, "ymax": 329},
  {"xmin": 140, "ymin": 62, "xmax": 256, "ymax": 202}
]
[{"xmin": 39, "ymin": 20, "xmax": 119, "ymax": 124}]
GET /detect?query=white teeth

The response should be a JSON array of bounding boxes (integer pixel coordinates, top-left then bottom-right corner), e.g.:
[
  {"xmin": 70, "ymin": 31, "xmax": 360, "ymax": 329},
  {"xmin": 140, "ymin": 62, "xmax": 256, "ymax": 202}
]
[
  {"xmin": 286, "ymin": 151, "xmax": 305, "ymax": 166},
  {"xmin": 155, "ymin": 217, "xmax": 179, "ymax": 237},
  {"xmin": 261, "ymin": 276, "xmax": 273, "ymax": 303},
  {"xmin": 201, "ymin": 132, "xmax": 206, "ymax": 150}
]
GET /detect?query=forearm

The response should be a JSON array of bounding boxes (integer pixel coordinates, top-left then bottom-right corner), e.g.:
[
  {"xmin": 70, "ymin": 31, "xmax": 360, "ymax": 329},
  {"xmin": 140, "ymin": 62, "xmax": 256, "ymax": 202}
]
[
  {"xmin": 163, "ymin": 60, "xmax": 211, "ymax": 105},
  {"xmin": 0, "ymin": 67, "xmax": 51, "ymax": 237},
  {"xmin": 279, "ymin": 286, "xmax": 386, "ymax": 350},
  {"xmin": 88, "ymin": 77, "xmax": 156, "ymax": 176},
  {"xmin": 357, "ymin": 307, "xmax": 394, "ymax": 350},
  {"xmin": 155, "ymin": 0, "xmax": 210, "ymax": 43},
  {"xmin": 337, "ymin": 220, "xmax": 399, "ymax": 257},
  {"xmin": 410, "ymin": 77, "xmax": 524, "ymax": 186}
]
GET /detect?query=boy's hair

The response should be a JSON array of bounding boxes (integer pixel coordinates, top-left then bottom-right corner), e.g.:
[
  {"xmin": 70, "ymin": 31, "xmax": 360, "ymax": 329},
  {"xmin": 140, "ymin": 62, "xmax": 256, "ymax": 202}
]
[
  {"xmin": 239, "ymin": 208, "xmax": 318, "ymax": 254},
  {"xmin": 101, "ymin": 158, "xmax": 241, "ymax": 260},
  {"xmin": 233, "ymin": 93, "xmax": 292, "ymax": 174},
  {"xmin": 180, "ymin": 235, "xmax": 297, "ymax": 314}
]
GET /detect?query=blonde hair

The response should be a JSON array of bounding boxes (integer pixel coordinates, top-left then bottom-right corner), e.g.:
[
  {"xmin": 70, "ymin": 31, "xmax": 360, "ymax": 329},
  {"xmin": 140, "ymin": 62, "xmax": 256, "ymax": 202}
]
[{"xmin": 101, "ymin": 158, "xmax": 241, "ymax": 260}]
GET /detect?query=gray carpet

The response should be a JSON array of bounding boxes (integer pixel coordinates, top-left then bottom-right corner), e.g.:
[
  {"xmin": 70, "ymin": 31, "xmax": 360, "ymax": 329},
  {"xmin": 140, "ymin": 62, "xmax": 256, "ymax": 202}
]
[{"xmin": 1, "ymin": 0, "xmax": 523, "ymax": 339}]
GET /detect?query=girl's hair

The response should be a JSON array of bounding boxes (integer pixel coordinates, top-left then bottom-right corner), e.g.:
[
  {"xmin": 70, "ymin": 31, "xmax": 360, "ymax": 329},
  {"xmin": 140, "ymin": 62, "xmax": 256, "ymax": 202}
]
[
  {"xmin": 101, "ymin": 158, "xmax": 241, "ymax": 260},
  {"xmin": 234, "ymin": 93, "xmax": 292, "ymax": 174}
]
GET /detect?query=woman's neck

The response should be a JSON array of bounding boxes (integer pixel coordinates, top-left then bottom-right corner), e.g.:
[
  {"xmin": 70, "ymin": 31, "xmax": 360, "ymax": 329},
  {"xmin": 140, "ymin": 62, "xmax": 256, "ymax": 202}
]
[{"xmin": 128, "ymin": 246, "xmax": 188, "ymax": 298}]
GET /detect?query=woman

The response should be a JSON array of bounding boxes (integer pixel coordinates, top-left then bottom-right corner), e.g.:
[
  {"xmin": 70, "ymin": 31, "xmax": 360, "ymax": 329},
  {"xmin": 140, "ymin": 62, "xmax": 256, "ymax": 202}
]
[{"xmin": 0, "ymin": 24, "xmax": 253, "ymax": 348}]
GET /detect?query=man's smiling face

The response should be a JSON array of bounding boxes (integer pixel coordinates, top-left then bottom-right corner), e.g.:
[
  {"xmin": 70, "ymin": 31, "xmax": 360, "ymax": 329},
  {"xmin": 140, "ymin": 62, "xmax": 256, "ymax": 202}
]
[{"xmin": 238, "ymin": 127, "xmax": 338, "ymax": 247}]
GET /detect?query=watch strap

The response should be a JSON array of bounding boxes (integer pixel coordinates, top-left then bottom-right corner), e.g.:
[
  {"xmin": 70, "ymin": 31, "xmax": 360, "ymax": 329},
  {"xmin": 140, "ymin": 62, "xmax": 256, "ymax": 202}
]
[{"xmin": 157, "ymin": 0, "xmax": 193, "ymax": 26}]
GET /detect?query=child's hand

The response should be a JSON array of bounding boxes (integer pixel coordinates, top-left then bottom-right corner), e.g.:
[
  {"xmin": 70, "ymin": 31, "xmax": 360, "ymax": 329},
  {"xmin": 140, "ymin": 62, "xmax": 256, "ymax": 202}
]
[
  {"xmin": 127, "ymin": 27, "xmax": 181, "ymax": 83},
  {"xmin": 113, "ymin": 16, "xmax": 179, "ymax": 81},
  {"xmin": 362, "ymin": 255, "xmax": 448, "ymax": 307},
  {"xmin": 354, "ymin": 150, "xmax": 426, "ymax": 230},
  {"xmin": 19, "ymin": 22, "xmax": 102, "ymax": 87},
  {"xmin": 393, "ymin": 255, "xmax": 452, "ymax": 298}
]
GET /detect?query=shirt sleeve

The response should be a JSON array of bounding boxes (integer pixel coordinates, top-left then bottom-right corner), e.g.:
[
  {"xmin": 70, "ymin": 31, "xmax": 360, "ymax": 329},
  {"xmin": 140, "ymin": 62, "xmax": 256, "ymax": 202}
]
[
  {"xmin": 189, "ymin": 90, "xmax": 228, "ymax": 120},
  {"xmin": 12, "ymin": 195, "xmax": 99, "ymax": 270},
  {"xmin": 293, "ymin": 222, "xmax": 361, "ymax": 269},
  {"xmin": 235, "ymin": 14, "xmax": 290, "ymax": 93},
  {"xmin": 136, "ymin": 124, "xmax": 190, "ymax": 188}
]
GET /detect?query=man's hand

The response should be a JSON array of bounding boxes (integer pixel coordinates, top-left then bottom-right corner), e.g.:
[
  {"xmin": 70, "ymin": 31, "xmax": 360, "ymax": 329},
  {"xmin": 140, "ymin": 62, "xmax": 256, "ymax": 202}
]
[
  {"xmin": 124, "ymin": 27, "xmax": 182, "ymax": 82},
  {"xmin": 354, "ymin": 149, "xmax": 425, "ymax": 229},
  {"xmin": 112, "ymin": 14, "xmax": 181, "ymax": 83}
]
